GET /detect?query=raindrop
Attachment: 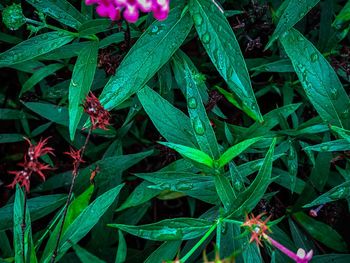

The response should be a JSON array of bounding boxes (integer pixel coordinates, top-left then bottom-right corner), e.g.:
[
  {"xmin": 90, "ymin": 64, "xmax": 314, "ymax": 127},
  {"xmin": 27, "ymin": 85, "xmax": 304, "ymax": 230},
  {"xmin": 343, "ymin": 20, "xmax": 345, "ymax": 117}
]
[
  {"xmin": 320, "ymin": 145, "xmax": 329, "ymax": 152},
  {"xmin": 193, "ymin": 117, "xmax": 205, "ymax": 135},
  {"xmin": 150, "ymin": 25, "xmax": 159, "ymax": 34},
  {"xmin": 310, "ymin": 53, "xmax": 319, "ymax": 62},
  {"xmin": 330, "ymin": 187, "xmax": 348, "ymax": 199},
  {"xmin": 330, "ymin": 88, "xmax": 338, "ymax": 100},
  {"xmin": 201, "ymin": 33, "xmax": 210, "ymax": 44},
  {"xmin": 188, "ymin": 97, "xmax": 197, "ymax": 109},
  {"xmin": 341, "ymin": 109, "xmax": 350, "ymax": 119},
  {"xmin": 193, "ymin": 13, "xmax": 203, "ymax": 26},
  {"xmin": 176, "ymin": 183, "xmax": 193, "ymax": 191}
]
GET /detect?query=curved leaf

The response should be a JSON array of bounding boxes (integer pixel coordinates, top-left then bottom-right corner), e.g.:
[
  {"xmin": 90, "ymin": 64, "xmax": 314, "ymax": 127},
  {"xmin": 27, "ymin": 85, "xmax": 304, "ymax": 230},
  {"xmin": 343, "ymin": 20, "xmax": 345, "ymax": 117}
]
[
  {"xmin": 267, "ymin": 0, "xmax": 320, "ymax": 48},
  {"xmin": 68, "ymin": 41, "xmax": 99, "ymax": 140},
  {"xmin": 0, "ymin": 31, "xmax": 75, "ymax": 67},
  {"xmin": 281, "ymin": 28, "xmax": 350, "ymax": 128},
  {"xmin": 109, "ymin": 218, "xmax": 212, "ymax": 241},
  {"xmin": 189, "ymin": 0, "xmax": 262, "ymax": 122},
  {"xmin": 26, "ymin": 0, "xmax": 86, "ymax": 29}
]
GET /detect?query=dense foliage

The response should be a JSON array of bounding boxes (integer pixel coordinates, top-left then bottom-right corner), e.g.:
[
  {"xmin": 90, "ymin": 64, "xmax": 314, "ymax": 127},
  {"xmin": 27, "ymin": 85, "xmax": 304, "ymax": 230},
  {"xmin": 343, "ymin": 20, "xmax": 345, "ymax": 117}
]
[{"xmin": 0, "ymin": 0, "xmax": 350, "ymax": 262}]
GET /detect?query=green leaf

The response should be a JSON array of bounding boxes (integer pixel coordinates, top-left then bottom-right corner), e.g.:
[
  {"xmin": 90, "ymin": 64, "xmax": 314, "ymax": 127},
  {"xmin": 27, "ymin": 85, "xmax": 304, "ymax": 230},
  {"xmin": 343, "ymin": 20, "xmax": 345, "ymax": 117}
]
[
  {"xmin": 313, "ymin": 254, "xmax": 350, "ymax": 263},
  {"xmin": 0, "ymin": 31, "xmax": 75, "ymax": 67},
  {"xmin": 287, "ymin": 143, "xmax": 298, "ymax": 193},
  {"xmin": 331, "ymin": 125, "xmax": 350, "ymax": 143},
  {"xmin": 251, "ymin": 59, "xmax": 294, "ymax": 74},
  {"xmin": 266, "ymin": 0, "xmax": 320, "ymax": 48},
  {"xmin": 109, "ymin": 218, "xmax": 212, "ymax": 241},
  {"xmin": 99, "ymin": 6, "xmax": 193, "ymax": 110},
  {"xmin": 26, "ymin": 0, "xmax": 86, "ymax": 29},
  {"xmin": 230, "ymin": 138, "xmax": 277, "ymax": 217},
  {"xmin": 218, "ymin": 137, "xmax": 262, "ymax": 168},
  {"xmin": 42, "ymin": 186, "xmax": 95, "ymax": 260},
  {"xmin": 138, "ymin": 86, "xmax": 196, "ymax": 147},
  {"xmin": 245, "ymin": 104, "xmax": 301, "ymax": 138},
  {"xmin": 115, "ymin": 230, "xmax": 127, "ymax": 263},
  {"xmin": 0, "ymin": 109, "xmax": 31, "ymax": 120},
  {"xmin": 78, "ymin": 19, "xmax": 112, "ymax": 36},
  {"xmin": 43, "ymin": 184, "xmax": 124, "ymax": 262},
  {"xmin": 293, "ymin": 212, "xmax": 348, "ymax": 252},
  {"xmin": 73, "ymin": 245, "xmax": 105, "ymax": 263},
  {"xmin": 116, "ymin": 181, "xmax": 160, "ymax": 211},
  {"xmin": 332, "ymin": 0, "xmax": 350, "ymax": 30},
  {"xmin": 68, "ymin": 41, "xmax": 99, "ymax": 140},
  {"xmin": 280, "ymin": 28, "xmax": 350, "ymax": 129},
  {"xmin": 243, "ymin": 241, "xmax": 262, "ymax": 263},
  {"xmin": 303, "ymin": 180, "xmax": 350, "ymax": 208},
  {"xmin": 214, "ymin": 175, "xmax": 235, "ymax": 212},
  {"xmin": 13, "ymin": 186, "xmax": 37, "ymax": 263},
  {"xmin": 0, "ymin": 134, "xmax": 24, "ymax": 143},
  {"xmin": 189, "ymin": 0, "xmax": 262, "ymax": 122},
  {"xmin": 303, "ymin": 139, "xmax": 350, "ymax": 152},
  {"xmin": 136, "ymin": 171, "xmax": 218, "ymax": 204},
  {"xmin": 158, "ymin": 141, "xmax": 213, "ymax": 167},
  {"xmin": 21, "ymin": 63, "xmax": 64, "ymax": 95},
  {"xmin": 183, "ymin": 59, "xmax": 220, "ymax": 159},
  {"xmin": 145, "ymin": 241, "xmax": 182, "ymax": 263},
  {"xmin": 288, "ymin": 218, "xmax": 316, "ymax": 252},
  {"xmin": 0, "ymin": 194, "xmax": 66, "ymax": 231}
]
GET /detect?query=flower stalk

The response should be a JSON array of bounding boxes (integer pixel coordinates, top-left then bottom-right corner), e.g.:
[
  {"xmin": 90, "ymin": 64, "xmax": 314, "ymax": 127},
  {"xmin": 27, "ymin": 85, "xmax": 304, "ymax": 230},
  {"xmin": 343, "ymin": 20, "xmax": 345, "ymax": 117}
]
[{"xmin": 51, "ymin": 92, "xmax": 111, "ymax": 263}]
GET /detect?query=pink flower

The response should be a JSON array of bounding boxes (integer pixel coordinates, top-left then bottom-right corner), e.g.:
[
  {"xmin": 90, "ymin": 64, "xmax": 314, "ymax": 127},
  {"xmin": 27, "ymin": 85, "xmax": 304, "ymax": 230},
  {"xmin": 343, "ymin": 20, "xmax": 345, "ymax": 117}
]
[
  {"xmin": 85, "ymin": 0, "xmax": 169, "ymax": 23},
  {"xmin": 83, "ymin": 92, "xmax": 111, "ymax": 130},
  {"xmin": 264, "ymin": 235, "xmax": 313, "ymax": 263},
  {"xmin": 64, "ymin": 147, "xmax": 85, "ymax": 176},
  {"xmin": 8, "ymin": 137, "xmax": 55, "ymax": 192}
]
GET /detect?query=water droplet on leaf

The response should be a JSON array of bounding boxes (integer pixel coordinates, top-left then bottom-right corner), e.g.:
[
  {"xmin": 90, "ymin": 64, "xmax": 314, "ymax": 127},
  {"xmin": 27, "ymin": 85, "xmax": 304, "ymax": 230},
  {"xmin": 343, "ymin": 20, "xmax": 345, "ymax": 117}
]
[
  {"xmin": 201, "ymin": 33, "xmax": 210, "ymax": 44},
  {"xmin": 193, "ymin": 117, "xmax": 205, "ymax": 135},
  {"xmin": 193, "ymin": 13, "xmax": 203, "ymax": 26},
  {"xmin": 310, "ymin": 53, "xmax": 319, "ymax": 62},
  {"xmin": 188, "ymin": 97, "xmax": 197, "ymax": 109}
]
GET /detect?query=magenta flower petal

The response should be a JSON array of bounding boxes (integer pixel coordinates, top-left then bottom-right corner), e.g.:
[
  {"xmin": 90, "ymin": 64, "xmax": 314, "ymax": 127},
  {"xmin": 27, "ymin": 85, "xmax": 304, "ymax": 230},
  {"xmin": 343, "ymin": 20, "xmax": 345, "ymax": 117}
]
[
  {"xmin": 123, "ymin": 5, "xmax": 139, "ymax": 23},
  {"xmin": 86, "ymin": 0, "xmax": 170, "ymax": 23}
]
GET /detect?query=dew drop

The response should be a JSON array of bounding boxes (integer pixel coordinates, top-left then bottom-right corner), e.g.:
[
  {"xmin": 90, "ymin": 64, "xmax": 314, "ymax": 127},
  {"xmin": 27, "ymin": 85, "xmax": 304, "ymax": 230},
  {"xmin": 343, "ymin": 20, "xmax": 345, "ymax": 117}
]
[
  {"xmin": 310, "ymin": 53, "xmax": 319, "ymax": 62},
  {"xmin": 193, "ymin": 117, "xmax": 206, "ymax": 135},
  {"xmin": 341, "ymin": 109, "xmax": 350, "ymax": 119},
  {"xmin": 150, "ymin": 25, "xmax": 159, "ymax": 34},
  {"xmin": 320, "ymin": 145, "xmax": 329, "ymax": 151},
  {"xmin": 330, "ymin": 88, "xmax": 338, "ymax": 100},
  {"xmin": 176, "ymin": 183, "xmax": 193, "ymax": 191},
  {"xmin": 201, "ymin": 33, "xmax": 210, "ymax": 44},
  {"xmin": 193, "ymin": 13, "xmax": 203, "ymax": 26},
  {"xmin": 330, "ymin": 187, "xmax": 348, "ymax": 199},
  {"xmin": 188, "ymin": 97, "xmax": 197, "ymax": 109}
]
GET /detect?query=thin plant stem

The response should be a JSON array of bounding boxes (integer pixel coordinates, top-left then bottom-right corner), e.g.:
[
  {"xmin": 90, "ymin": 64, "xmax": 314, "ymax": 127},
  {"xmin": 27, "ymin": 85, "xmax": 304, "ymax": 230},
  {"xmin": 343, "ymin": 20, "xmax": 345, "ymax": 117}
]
[
  {"xmin": 21, "ymin": 190, "xmax": 27, "ymax": 263},
  {"xmin": 180, "ymin": 222, "xmax": 218, "ymax": 263},
  {"xmin": 50, "ymin": 127, "xmax": 93, "ymax": 263}
]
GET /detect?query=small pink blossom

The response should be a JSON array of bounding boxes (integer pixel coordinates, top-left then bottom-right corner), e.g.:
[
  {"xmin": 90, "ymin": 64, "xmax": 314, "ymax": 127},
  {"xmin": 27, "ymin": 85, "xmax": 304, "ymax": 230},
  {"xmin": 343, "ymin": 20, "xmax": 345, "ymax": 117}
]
[
  {"xmin": 264, "ymin": 235, "xmax": 313, "ymax": 263},
  {"xmin": 85, "ymin": 0, "xmax": 169, "ymax": 23},
  {"xmin": 8, "ymin": 137, "xmax": 55, "ymax": 192}
]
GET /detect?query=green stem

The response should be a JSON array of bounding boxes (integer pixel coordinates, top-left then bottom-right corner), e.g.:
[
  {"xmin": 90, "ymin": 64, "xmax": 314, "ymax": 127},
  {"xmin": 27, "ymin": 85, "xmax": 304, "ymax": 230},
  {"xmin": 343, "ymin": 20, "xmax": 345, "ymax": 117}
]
[
  {"xmin": 180, "ymin": 222, "xmax": 218, "ymax": 263},
  {"xmin": 50, "ymin": 127, "xmax": 92, "ymax": 263}
]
